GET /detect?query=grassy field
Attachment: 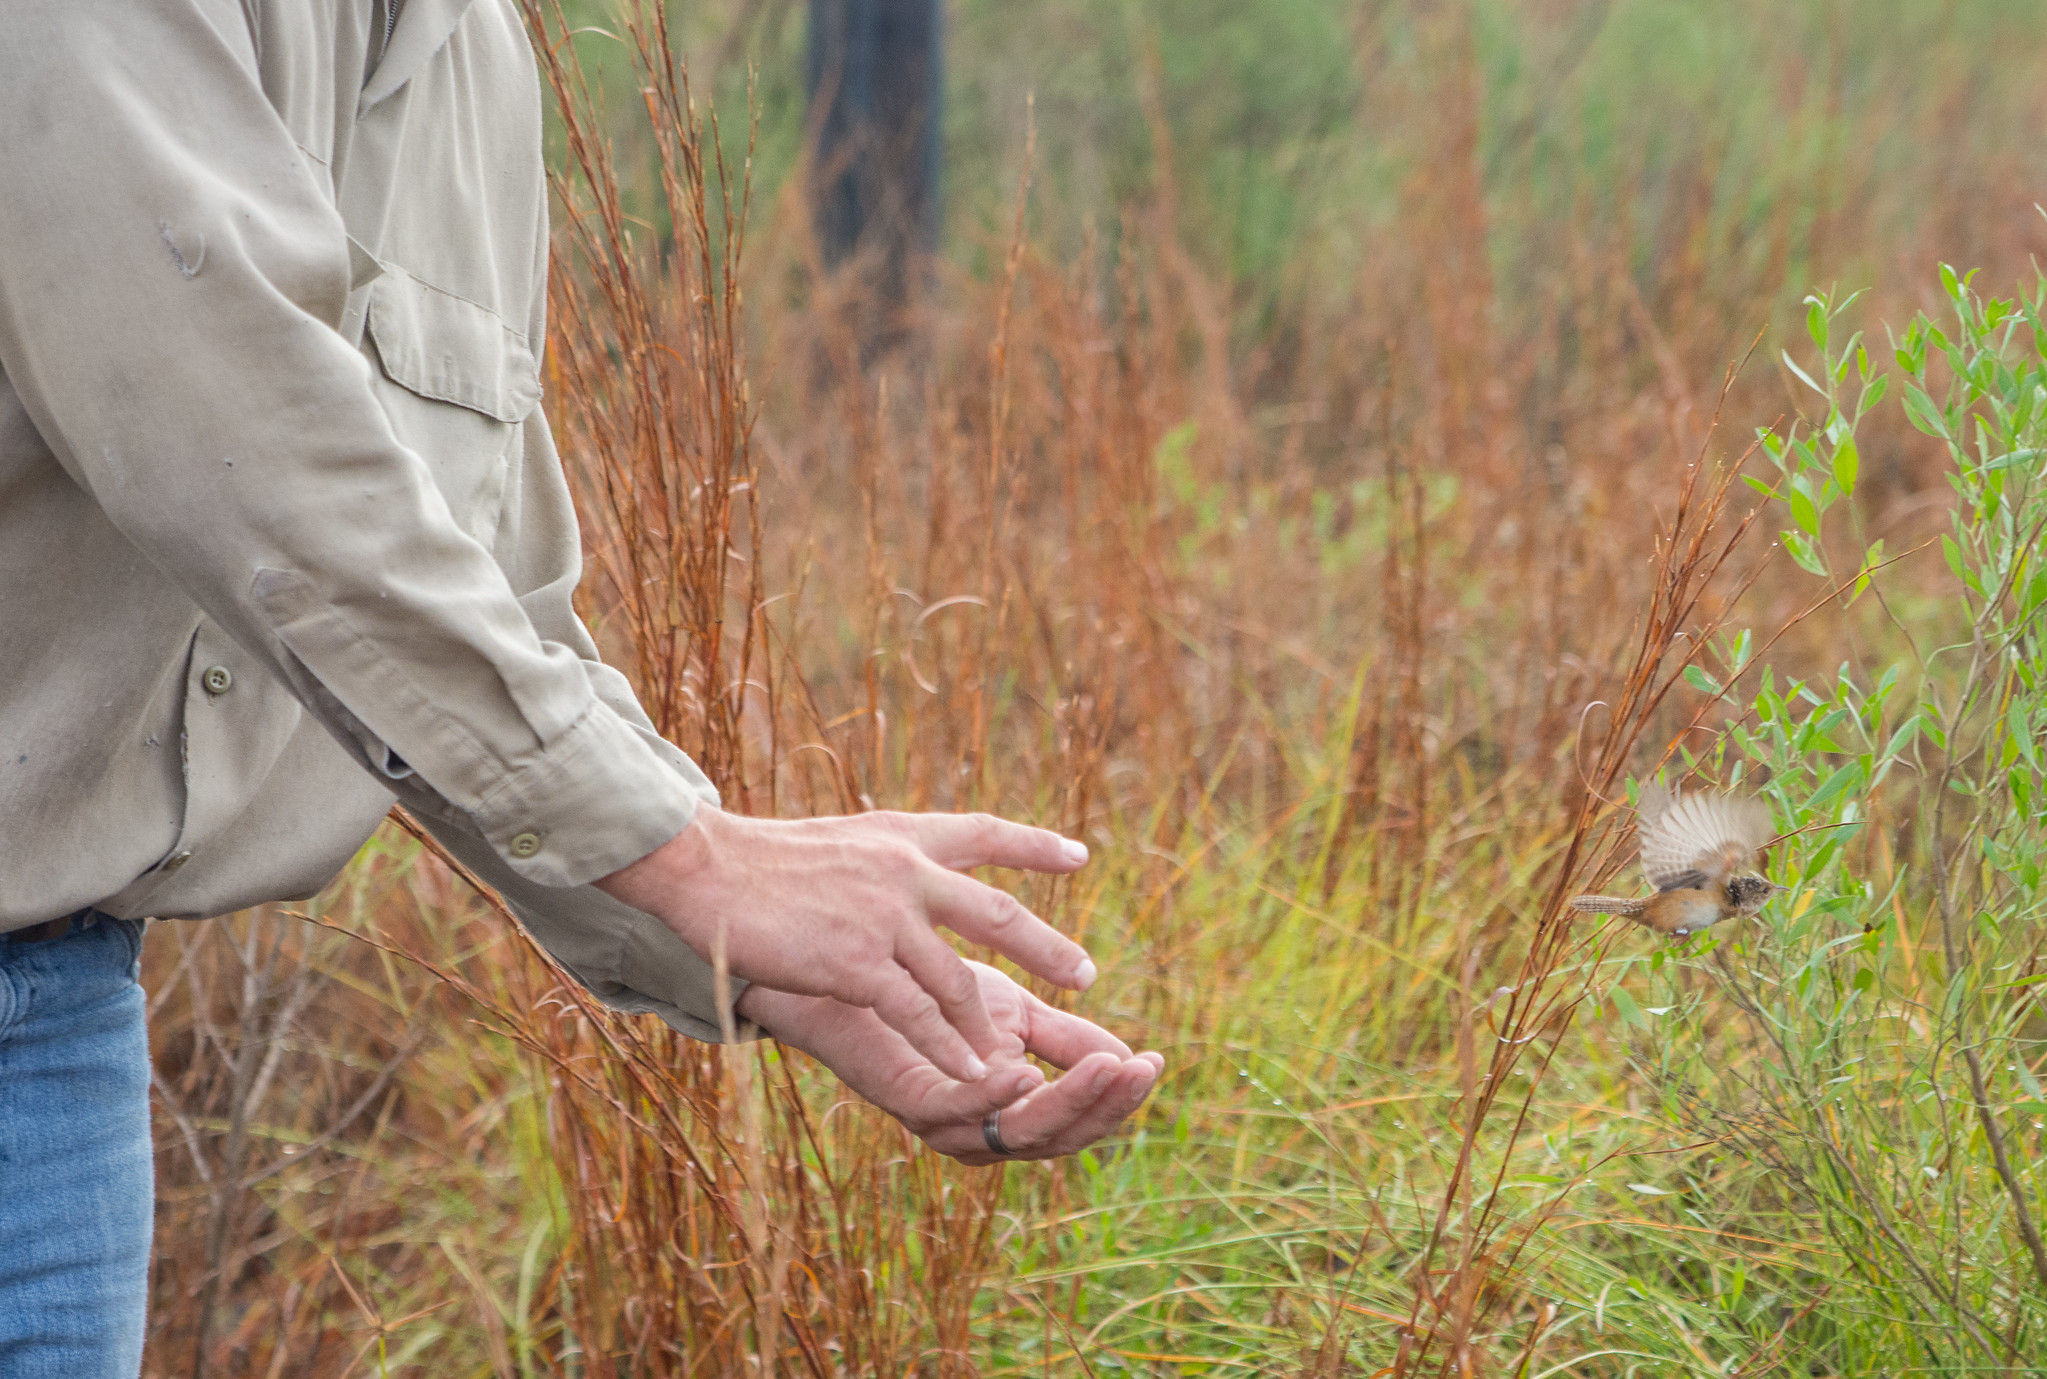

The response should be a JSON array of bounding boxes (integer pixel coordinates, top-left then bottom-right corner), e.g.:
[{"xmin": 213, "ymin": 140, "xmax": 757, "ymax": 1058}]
[{"xmin": 140, "ymin": 2, "xmax": 2047, "ymax": 1374}]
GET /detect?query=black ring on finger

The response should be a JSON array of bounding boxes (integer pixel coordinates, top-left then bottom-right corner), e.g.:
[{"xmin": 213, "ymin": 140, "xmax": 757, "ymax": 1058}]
[{"xmin": 982, "ymin": 1107, "xmax": 1017, "ymax": 1157}]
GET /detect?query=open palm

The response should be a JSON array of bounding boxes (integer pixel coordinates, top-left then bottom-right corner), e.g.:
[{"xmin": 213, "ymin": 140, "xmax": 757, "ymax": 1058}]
[{"xmin": 736, "ymin": 961, "xmax": 1163, "ymax": 1165}]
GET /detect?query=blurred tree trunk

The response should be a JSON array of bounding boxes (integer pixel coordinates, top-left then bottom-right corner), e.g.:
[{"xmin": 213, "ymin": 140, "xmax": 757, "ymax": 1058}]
[{"xmin": 806, "ymin": 0, "xmax": 942, "ymax": 351}]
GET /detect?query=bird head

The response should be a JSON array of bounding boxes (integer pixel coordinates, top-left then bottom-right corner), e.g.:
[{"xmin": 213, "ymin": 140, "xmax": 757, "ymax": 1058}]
[{"xmin": 1727, "ymin": 874, "xmax": 1784, "ymax": 915}]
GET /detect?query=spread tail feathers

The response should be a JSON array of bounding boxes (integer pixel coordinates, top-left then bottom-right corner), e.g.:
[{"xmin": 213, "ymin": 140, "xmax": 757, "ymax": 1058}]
[{"xmin": 1570, "ymin": 894, "xmax": 1647, "ymax": 917}]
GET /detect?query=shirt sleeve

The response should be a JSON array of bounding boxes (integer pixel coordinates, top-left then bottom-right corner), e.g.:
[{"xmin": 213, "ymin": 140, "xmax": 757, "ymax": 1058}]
[
  {"xmin": 0, "ymin": 0, "xmax": 701, "ymax": 887},
  {"xmin": 412, "ymin": 409, "xmax": 752, "ymax": 1043}
]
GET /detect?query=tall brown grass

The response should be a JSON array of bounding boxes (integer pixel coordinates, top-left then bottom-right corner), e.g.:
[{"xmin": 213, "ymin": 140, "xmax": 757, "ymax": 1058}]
[{"xmin": 141, "ymin": 1, "xmax": 2047, "ymax": 1374}]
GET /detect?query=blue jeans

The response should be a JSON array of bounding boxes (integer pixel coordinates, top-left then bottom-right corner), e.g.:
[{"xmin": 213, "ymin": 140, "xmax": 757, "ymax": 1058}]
[{"xmin": 0, "ymin": 916, "xmax": 151, "ymax": 1379}]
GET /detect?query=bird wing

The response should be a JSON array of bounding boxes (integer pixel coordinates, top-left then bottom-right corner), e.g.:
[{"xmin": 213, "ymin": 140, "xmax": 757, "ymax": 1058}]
[{"xmin": 1638, "ymin": 788, "xmax": 1773, "ymax": 892}]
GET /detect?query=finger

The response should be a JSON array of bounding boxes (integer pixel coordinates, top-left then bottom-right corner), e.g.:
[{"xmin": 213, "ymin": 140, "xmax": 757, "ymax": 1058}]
[
  {"xmin": 902, "ymin": 1061, "xmax": 1046, "ymax": 1132},
  {"xmin": 920, "ymin": 1051, "xmax": 1134, "ymax": 1164},
  {"xmin": 949, "ymin": 1055, "xmax": 1159, "ymax": 1165},
  {"xmin": 1016, "ymin": 986, "xmax": 1134, "ymax": 1068},
  {"xmin": 1033, "ymin": 1055, "xmax": 1162, "ymax": 1159},
  {"xmin": 992, "ymin": 1051, "xmax": 1126, "ymax": 1151},
  {"xmin": 894, "ymin": 925, "xmax": 1004, "ymax": 1060},
  {"xmin": 883, "ymin": 811, "xmax": 1090, "ymax": 875},
  {"xmin": 914, "ymin": 1054, "xmax": 1110, "ymax": 1162},
  {"xmin": 868, "ymin": 966, "xmax": 990, "ymax": 1083},
  {"xmin": 921, "ymin": 865, "xmax": 1095, "ymax": 990}
]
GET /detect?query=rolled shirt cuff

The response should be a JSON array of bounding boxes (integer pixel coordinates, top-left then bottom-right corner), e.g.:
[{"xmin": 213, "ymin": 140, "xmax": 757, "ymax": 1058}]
[
  {"xmin": 468, "ymin": 697, "xmax": 707, "ymax": 887},
  {"xmin": 420, "ymin": 807, "xmax": 760, "ymax": 1044}
]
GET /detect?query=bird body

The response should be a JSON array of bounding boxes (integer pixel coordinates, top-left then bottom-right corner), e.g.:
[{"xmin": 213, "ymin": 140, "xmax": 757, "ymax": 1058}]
[
  {"xmin": 1571, "ymin": 887, "xmax": 1725, "ymax": 935},
  {"xmin": 1570, "ymin": 785, "xmax": 1780, "ymax": 939}
]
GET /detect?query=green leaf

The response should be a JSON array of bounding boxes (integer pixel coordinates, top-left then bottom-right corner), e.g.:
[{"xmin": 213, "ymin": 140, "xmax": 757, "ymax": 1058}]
[
  {"xmin": 1904, "ymin": 385, "xmax": 1949, "ymax": 439},
  {"xmin": 1861, "ymin": 373, "xmax": 1889, "ymax": 413},
  {"xmin": 1809, "ymin": 761, "xmax": 1862, "ymax": 811},
  {"xmin": 2025, "ymin": 567, "xmax": 2047, "ymax": 620},
  {"xmin": 1782, "ymin": 529, "xmax": 1829, "ymax": 577},
  {"xmin": 1783, "ymin": 349, "xmax": 1826, "ymax": 399},
  {"xmin": 1684, "ymin": 665, "xmax": 1721, "ymax": 694},
  {"xmin": 2023, "ymin": 1040, "xmax": 2047, "ymax": 1106},
  {"xmin": 1807, "ymin": 836, "xmax": 1842, "ymax": 876},
  {"xmin": 1788, "ymin": 483, "xmax": 1822, "ymax": 536},
  {"xmin": 1610, "ymin": 987, "xmax": 1645, "ymax": 1028},
  {"xmin": 2020, "ymin": 729, "xmax": 2044, "ymax": 775},
  {"xmin": 1832, "ymin": 434, "xmax": 1859, "ymax": 495},
  {"xmin": 1942, "ymin": 533, "xmax": 1970, "ymax": 584}
]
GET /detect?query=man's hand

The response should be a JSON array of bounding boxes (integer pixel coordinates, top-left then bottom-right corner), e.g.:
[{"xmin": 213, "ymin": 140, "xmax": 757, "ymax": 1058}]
[
  {"xmin": 596, "ymin": 807, "xmax": 1097, "ymax": 1084},
  {"xmin": 736, "ymin": 962, "xmax": 1163, "ymax": 1165}
]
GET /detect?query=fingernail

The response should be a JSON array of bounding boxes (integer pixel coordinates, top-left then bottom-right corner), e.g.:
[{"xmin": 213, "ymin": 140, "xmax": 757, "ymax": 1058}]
[
  {"xmin": 1009, "ymin": 1070, "xmax": 1040, "ymax": 1098},
  {"xmin": 1061, "ymin": 838, "xmax": 1089, "ymax": 866},
  {"xmin": 965, "ymin": 1054, "xmax": 988, "ymax": 1080},
  {"xmin": 1073, "ymin": 958, "xmax": 1098, "ymax": 990}
]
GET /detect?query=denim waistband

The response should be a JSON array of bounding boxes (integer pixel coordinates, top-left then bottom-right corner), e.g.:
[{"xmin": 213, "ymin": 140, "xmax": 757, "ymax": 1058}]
[{"xmin": 2, "ymin": 908, "xmax": 124, "ymax": 944}]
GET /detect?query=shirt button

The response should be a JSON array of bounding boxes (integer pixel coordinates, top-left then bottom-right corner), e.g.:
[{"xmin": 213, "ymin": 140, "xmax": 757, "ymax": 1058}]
[
  {"xmin": 161, "ymin": 850, "xmax": 193, "ymax": 873},
  {"xmin": 509, "ymin": 832, "xmax": 543, "ymax": 859},
  {"xmin": 202, "ymin": 666, "xmax": 234, "ymax": 695}
]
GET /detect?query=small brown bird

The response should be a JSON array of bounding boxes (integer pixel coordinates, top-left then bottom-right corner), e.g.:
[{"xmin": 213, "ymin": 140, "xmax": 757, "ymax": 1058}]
[{"xmin": 1570, "ymin": 784, "xmax": 1782, "ymax": 938}]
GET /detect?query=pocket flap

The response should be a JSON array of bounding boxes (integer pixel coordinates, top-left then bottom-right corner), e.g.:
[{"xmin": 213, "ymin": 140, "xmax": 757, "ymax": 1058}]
[{"xmin": 367, "ymin": 269, "xmax": 542, "ymax": 424}]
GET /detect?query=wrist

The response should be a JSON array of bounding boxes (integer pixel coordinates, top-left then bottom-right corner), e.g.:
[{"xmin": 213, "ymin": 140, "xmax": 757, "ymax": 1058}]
[
  {"xmin": 594, "ymin": 804, "xmax": 723, "ymax": 937},
  {"xmin": 733, "ymin": 984, "xmax": 824, "ymax": 1044}
]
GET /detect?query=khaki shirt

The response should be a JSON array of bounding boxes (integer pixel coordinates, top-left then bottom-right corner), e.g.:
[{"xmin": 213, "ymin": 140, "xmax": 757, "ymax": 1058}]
[{"xmin": 0, "ymin": 0, "xmax": 740, "ymax": 1041}]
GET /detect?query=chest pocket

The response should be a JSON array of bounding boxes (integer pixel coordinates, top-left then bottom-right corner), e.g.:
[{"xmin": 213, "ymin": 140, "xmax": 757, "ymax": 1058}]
[
  {"xmin": 364, "ymin": 267, "xmax": 540, "ymax": 543},
  {"xmin": 368, "ymin": 267, "xmax": 542, "ymax": 423}
]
